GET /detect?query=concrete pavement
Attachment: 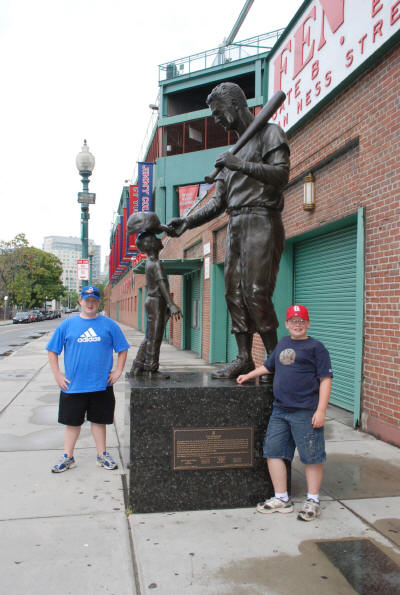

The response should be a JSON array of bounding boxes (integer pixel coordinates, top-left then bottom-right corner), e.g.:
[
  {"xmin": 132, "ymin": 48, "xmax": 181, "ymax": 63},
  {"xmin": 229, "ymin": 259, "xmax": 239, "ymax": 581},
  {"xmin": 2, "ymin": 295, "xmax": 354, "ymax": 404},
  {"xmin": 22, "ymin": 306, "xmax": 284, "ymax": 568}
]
[
  {"xmin": 0, "ymin": 319, "xmax": 13, "ymax": 326},
  {"xmin": 1, "ymin": 320, "xmax": 400, "ymax": 594}
]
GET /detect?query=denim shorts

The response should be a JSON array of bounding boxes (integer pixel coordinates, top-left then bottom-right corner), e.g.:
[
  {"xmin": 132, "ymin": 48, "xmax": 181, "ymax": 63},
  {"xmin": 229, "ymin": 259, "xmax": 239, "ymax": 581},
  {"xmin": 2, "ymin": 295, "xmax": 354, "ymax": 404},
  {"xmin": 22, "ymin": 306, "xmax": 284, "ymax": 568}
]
[{"xmin": 263, "ymin": 406, "xmax": 326, "ymax": 465}]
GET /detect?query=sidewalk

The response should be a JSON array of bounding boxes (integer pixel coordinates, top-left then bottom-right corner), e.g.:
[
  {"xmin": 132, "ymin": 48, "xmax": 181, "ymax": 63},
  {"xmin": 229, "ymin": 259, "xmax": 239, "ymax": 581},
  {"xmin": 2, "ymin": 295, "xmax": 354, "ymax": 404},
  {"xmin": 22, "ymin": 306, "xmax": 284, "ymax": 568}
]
[
  {"xmin": 0, "ymin": 319, "xmax": 13, "ymax": 326},
  {"xmin": 0, "ymin": 322, "xmax": 399, "ymax": 594}
]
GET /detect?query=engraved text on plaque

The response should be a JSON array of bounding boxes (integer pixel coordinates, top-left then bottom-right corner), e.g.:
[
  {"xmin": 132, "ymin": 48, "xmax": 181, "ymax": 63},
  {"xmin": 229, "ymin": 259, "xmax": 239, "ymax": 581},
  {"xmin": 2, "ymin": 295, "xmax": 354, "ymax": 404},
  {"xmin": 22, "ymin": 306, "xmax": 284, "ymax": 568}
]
[{"xmin": 173, "ymin": 427, "xmax": 253, "ymax": 470}]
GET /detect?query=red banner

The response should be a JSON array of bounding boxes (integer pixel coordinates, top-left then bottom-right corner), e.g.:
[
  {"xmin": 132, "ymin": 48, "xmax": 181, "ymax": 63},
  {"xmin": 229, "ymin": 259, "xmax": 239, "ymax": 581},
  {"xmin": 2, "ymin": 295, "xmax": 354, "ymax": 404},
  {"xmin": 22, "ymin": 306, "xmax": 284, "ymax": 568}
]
[
  {"xmin": 122, "ymin": 206, "xmax": 130, "ymax": 262},
  {"xmin": 131, "ymin": 253, "xmax": 146, "ymax": 269},
  {"xmin": 178, "ymin": 184, "xmax": 199, "ymax": 216}
]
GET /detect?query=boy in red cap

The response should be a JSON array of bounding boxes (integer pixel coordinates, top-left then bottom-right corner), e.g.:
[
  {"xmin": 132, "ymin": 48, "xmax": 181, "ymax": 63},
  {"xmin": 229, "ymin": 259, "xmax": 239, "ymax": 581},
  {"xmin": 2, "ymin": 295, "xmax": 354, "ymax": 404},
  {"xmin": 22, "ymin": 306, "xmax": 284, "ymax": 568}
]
[{"xmin": 237, "ymin": 304, "xmax": 332, "ymax": 521}]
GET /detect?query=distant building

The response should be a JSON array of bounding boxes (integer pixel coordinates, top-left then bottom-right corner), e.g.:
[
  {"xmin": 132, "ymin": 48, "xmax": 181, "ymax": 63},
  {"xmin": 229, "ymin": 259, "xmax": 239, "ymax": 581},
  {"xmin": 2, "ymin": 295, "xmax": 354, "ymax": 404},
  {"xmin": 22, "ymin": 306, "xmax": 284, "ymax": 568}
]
[
  {"xmin": 102, "ymin": 254, "xmax": 109, "ymax": 281},
  {"xmin": 43, "ymin": 236, "xmax": 101, "ymax": 292}
]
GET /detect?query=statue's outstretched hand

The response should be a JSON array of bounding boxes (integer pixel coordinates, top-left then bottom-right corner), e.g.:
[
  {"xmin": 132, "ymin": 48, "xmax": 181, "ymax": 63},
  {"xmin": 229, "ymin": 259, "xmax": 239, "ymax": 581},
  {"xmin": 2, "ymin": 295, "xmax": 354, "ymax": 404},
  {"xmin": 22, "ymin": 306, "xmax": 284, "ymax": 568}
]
[
  {"xmin": 169, "ymin": 304, "xmax": 182, "ymax": 320},
  {"xmin": 166, "ymin": 217, "xmax": 188, "ymax": 237}
]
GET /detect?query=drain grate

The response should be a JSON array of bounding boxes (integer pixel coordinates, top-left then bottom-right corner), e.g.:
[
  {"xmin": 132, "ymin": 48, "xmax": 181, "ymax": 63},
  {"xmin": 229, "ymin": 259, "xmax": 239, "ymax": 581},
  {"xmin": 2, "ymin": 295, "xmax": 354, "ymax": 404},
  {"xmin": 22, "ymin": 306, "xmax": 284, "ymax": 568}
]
[{"xmin": 318, "ymin": 539, "xmax": 400, "ymax": 594}]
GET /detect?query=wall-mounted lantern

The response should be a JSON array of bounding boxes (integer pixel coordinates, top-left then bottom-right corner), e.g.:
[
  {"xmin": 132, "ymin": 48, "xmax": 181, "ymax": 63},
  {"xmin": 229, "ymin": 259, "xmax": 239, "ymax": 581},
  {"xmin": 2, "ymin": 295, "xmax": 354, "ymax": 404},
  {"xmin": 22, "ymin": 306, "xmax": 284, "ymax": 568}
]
[{"xmin": 303, "ymin": 172, "xmax": 315, "ymax": 211}]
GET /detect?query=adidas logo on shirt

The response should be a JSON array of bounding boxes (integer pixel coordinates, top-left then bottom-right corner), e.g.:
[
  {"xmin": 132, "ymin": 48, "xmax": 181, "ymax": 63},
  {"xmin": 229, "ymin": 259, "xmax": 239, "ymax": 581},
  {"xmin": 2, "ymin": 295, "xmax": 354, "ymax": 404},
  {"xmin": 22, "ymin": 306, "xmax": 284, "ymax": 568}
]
[{"xmin": 77, "ymin": 328, "xmax": 101, "ymax": 343}]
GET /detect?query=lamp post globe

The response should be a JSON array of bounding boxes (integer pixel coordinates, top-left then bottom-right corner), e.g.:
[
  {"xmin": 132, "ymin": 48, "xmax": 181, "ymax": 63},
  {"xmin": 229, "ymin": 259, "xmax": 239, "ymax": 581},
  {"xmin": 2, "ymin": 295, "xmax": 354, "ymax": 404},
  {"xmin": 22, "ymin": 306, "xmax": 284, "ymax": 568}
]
[
  {"xmin": 76, "ymin": 140, "xmax": 95, "ymax": 283},
  {"xmin": 76, "ymin": 139, "xmax": 95, "ymax": 174}
]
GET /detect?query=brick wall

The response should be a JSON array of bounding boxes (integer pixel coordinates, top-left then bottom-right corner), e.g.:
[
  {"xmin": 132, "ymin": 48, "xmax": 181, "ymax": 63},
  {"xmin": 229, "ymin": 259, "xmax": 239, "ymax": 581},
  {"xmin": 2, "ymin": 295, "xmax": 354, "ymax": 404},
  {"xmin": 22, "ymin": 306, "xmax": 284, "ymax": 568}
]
[
  {"xmin": 284, "ymin": 45, "xmax": 400, "ymax": 445},
  {"xmin": 110, "ymin": 271, "xmax": 147, "ymax": 328}
]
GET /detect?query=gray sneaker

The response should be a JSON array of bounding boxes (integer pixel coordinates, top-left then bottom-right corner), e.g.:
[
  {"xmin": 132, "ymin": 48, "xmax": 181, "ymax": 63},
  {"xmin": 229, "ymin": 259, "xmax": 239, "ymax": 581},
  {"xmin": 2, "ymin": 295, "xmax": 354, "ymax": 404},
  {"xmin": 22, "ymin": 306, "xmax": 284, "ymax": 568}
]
[
  {"xmin": 256, "ymin": 496, "xmax": 294, "ymax": 514},
  {"xmin": 51, "ymin": 454, "xmax": 75, "ymax": 473},
  {"xmin": 96, "ymin": 451, "xmax": 118, "ymax": 470},
  {"xmin": 297, "ymin": 499, "xmax": 320, "ymax": 521}
]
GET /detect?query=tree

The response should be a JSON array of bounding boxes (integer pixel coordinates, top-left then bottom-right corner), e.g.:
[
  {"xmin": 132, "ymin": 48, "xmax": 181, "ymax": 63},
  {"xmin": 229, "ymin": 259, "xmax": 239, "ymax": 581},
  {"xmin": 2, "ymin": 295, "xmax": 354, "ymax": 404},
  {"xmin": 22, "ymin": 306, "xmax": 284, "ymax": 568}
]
[
  {"xmin": 0, "ymin": 234, "xmax": 29, "ymax": 303},
  {"xmin": 61, "ymin": 290, "xmax": 79, "ymax": 309},
  {"xmin": 0, "ymin": 234, "xmax": 65, "ymax": 308},
  {"xmin": 94, "ymin": 280, "xmax": 106, "ymax": 311}
]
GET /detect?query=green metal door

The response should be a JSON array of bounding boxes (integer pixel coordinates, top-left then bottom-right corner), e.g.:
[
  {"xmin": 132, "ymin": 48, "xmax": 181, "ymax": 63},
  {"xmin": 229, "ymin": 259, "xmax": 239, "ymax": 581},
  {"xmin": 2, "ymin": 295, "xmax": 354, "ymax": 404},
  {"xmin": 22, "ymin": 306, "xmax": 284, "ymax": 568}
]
[
  {"xmin": 294, "ymin": 224, "xmax": 357, "ymax": 411},
  {"xmin": 184, "ymin": 270, "xmax": 201, "ymax": 355},
  {"xmin": 227, "ymin": 313, "xmax": 238, "ymax": 362},
  {"xmin": 116, "ymin": 301, "xmax": 120, "ymax": 322},
  {"xmin": 138, "ymin": 288, "xmax": 143, "ymax": 331},
  {"xmin": 209, "ymin": 263, "xmax": 237, "ymax": 363}
]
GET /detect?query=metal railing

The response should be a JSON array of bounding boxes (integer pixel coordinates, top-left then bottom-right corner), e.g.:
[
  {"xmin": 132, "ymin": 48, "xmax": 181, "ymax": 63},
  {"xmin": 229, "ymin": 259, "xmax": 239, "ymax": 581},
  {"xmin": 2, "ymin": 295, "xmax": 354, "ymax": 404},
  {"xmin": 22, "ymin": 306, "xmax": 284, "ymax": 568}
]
[
  {"xmin": 158, "ymin": 29, "xmax": 284, "ymax": 81},
  {"xmin": 129, "ymin": 28, "xmax": 285, "ymax": 181}
]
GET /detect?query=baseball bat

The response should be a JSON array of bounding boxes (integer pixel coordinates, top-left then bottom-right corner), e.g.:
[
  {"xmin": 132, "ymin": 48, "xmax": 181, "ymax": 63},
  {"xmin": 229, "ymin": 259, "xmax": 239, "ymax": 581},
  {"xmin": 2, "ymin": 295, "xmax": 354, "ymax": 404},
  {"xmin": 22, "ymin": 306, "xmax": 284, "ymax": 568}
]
[{"xmin": 204, "ymin": 90, "xmax": 286, "ymax": 183}]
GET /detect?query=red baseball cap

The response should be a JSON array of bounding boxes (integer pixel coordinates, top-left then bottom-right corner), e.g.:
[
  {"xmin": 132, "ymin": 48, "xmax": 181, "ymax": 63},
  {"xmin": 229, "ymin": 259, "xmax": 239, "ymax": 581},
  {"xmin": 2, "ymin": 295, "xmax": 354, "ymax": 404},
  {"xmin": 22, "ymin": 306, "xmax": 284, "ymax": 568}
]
[{"xmin": 286, "ymin": 304, "xmax": 309, "ymax": 321}]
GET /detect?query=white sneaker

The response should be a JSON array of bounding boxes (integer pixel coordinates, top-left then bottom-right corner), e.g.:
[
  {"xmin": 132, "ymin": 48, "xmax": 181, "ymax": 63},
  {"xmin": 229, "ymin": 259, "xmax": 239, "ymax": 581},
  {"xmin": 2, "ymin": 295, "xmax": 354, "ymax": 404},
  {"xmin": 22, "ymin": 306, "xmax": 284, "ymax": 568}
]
[
  {"xmin": 96, "ymin": 451, "xmax": 118, "ymax": 470},
  {"xmin": 51, "ymin": 454, "xmax": 75, "ymax": 473},
  {"xmin": 256, "ymin": 496, "xmax": 294, "ymax": 514},
  {"xmin": 297, "ymin": 499, "xmax": 320, "ymax": 521}
]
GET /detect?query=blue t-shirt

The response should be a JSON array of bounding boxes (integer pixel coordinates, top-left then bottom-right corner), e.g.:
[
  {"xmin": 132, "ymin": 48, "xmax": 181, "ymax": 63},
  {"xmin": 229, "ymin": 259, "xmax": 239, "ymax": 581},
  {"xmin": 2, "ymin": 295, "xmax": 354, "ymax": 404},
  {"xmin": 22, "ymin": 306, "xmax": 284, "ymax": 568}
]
[
  {"xmin": 46, "ymin": 315, "xmax": 130, "ymax": 394},
  {"xmin": 264, "ymin": 335, "xmax": 333, "ymax": 410}
]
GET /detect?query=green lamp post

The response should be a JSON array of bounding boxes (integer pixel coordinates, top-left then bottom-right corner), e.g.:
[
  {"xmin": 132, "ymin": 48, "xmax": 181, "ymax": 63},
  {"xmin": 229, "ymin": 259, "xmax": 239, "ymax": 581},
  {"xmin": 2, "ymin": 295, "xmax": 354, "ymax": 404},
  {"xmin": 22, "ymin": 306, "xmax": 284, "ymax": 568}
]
[
  {"xmin": 76, "ymin": 140, "xmax": 95, "ymax": 285},
  {"xmin": 88, "ymin": 244, "xmax": 95, "ymax": 285}
]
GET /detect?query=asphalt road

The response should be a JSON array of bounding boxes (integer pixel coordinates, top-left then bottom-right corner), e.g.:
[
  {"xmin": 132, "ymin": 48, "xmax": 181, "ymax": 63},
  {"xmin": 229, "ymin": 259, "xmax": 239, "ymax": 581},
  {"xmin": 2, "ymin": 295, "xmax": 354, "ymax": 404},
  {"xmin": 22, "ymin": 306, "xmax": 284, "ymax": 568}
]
[{"xmin": 0, "ymin": 316, "xmax": 68, "ymax": 359}]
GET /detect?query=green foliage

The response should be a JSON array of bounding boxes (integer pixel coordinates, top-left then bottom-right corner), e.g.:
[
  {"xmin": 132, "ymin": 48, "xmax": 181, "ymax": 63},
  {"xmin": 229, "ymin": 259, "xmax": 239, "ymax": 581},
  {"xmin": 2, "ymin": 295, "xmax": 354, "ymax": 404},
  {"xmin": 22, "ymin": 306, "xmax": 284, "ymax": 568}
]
[
  {"xmin": 61, "ymin": 290, "xmax": 79, "ymax": 308},
  {"xmin": 0, "ymin": 234, "xmax": 65, "ymax": 308},
  {"xmin": 94, "ymin": 280, "xmax": 106, "ymax": 311}
]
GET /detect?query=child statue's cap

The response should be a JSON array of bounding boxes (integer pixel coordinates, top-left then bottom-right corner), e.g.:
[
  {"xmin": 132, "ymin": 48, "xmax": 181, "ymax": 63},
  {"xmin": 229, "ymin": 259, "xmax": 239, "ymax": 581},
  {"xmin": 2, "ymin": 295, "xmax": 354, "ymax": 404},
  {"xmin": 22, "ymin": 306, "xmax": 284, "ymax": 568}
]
[
  {"xmin": 127, "ymin": 212, "xmax": 169, "ymax": 235},
  {"xmin": 286, "ymin": 304, "xmax": 309, "ymax": 321}
]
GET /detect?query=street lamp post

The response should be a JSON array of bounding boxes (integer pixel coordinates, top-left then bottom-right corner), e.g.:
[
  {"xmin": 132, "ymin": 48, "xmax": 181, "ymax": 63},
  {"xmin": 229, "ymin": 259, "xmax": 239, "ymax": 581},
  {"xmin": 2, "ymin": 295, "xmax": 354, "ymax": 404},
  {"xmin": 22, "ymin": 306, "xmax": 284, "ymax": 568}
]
[
  {"xmin": 88, "ymin": 245, "xmax": 95, "ymax": 285},
  {"xmin": 3, "ymin": 296, "xmax": 8, "ymax": 321},
  {"xmin": 76, "ymin": 140, "xmax": 95, "ymax": 285}
]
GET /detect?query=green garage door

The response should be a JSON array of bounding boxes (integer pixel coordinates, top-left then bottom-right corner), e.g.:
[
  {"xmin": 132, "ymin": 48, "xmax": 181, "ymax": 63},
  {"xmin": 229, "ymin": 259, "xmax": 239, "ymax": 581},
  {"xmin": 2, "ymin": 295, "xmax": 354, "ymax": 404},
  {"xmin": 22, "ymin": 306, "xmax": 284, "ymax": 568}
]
[
  {"xmin": 294, "ymin": 225, "xmax": 357, "ymax": 411},
  {"xmin": 185, "ymin": 270, "xmax": 202, "ymax": 355}
]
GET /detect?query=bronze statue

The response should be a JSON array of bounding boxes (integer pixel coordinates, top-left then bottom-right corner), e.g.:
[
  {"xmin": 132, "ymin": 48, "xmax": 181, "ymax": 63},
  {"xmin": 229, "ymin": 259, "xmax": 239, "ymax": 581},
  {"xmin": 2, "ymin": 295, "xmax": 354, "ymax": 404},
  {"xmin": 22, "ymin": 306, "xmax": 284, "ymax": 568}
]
[
  {"xmin": 127, "ymin": 213, "xmax": 182, "ymax": 376},
  {"xmin": 167, "ymin": 82, "xmax": 290, "ymax": 378}
]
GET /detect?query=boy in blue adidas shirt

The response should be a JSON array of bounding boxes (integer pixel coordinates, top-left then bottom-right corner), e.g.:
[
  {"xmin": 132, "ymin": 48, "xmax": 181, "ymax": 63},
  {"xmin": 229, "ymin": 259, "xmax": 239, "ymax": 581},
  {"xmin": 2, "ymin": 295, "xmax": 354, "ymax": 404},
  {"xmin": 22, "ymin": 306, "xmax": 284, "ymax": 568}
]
[
  {"xmin": 237, "ymin": 305, "xmax": 332, "ymax": 521},
  {"xmin": 47, "ymin": 286, "xmax": 129, "ymax": 473}
]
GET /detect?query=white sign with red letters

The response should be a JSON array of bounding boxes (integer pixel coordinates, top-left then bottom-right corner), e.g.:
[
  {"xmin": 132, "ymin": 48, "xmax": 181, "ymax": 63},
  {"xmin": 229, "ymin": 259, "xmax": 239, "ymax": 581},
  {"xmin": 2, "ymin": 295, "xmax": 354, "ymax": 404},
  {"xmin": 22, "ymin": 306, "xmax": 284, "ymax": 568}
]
[
  {"xmin": 269, "ymin": 0, "xmax": 400, "ymax": 131},
  {"xmin": 77, "ymin": 259, "xmax": 89, "ymax": 281}
]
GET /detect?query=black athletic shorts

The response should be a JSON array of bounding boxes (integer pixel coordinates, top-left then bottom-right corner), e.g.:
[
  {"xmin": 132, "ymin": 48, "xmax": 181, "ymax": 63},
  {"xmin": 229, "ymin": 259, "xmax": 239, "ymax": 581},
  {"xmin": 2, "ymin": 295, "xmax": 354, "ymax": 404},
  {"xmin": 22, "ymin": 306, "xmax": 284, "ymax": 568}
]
[{"xmin": 58, "ymin": 386, "xmax": 115, "ymax": 426}]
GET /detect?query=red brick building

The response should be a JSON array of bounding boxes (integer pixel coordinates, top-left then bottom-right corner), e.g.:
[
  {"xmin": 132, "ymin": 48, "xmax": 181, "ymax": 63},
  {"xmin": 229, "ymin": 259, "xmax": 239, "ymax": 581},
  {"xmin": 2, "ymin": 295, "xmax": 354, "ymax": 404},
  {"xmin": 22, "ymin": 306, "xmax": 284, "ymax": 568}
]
[{"xmin": 109, "ymin": 1, "xmax": 400, "ymax": 446}]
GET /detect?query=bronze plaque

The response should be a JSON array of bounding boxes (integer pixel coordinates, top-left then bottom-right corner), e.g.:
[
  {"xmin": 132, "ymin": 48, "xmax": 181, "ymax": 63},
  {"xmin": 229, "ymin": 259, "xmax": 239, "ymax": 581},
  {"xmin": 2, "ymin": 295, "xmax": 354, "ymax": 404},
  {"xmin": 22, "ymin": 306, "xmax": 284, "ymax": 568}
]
[{"xmin": 173, "ymin": 427, "xmax": 253, "ymax": 470}]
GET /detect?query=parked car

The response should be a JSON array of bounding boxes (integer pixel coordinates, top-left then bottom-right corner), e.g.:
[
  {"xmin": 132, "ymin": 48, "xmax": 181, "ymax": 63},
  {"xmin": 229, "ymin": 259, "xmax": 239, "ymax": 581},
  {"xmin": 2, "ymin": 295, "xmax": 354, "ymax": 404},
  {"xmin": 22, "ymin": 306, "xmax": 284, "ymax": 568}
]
[
  {"xmin": 41, "ymin": 310, "xmax": 53, "ymax": 320},
  {"xmin": 13, "ymin": 312, "xmax": 32, "ymax": 324},
  {"xmin": 54, "ymin": 309, "xmax": 62, "ymax": 318},
  {"xmin": 31, "ymin": 309, "xmax": 44, "ymax": 322}
]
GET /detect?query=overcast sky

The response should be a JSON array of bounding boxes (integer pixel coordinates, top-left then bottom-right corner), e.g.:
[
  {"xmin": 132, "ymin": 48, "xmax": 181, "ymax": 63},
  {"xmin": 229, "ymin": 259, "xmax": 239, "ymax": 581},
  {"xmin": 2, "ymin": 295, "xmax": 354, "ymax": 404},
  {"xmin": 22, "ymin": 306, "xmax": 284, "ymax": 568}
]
[{"xmin": 0, "ymin": 0, "xmax": 303, "ymax": 268}]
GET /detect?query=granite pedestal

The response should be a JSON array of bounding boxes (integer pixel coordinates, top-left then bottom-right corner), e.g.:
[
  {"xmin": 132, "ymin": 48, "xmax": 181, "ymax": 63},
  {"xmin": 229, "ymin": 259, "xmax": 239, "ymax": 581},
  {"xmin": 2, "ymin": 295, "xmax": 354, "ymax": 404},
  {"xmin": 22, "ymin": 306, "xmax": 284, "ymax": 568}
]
[{"xmin": 126, "ymin": 371, "xmax": 289, "ymax": 513}]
